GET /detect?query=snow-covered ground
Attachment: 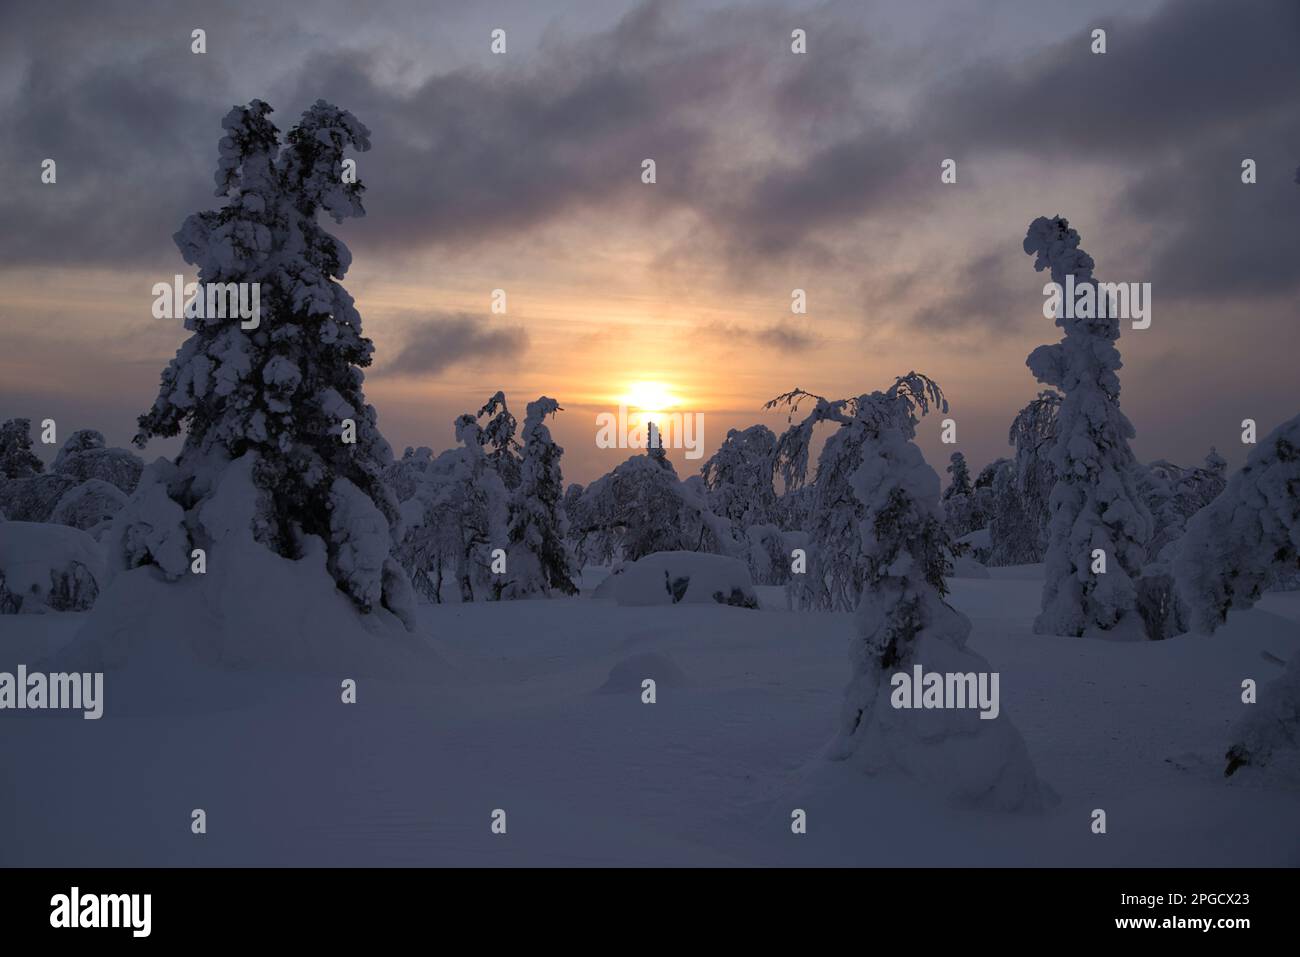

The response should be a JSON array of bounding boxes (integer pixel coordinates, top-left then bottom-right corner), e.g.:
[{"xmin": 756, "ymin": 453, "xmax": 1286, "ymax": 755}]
[{"xmin": 1, "ymin": 566, "xmax": 1297, "ymax": 866}]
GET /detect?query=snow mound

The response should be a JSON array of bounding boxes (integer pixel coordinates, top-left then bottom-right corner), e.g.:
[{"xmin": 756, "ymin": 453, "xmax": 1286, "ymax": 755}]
[
  {"xmin": 595, "ymin": 651, "xmax": 687, "ymax": 694},
  {"xmin": 49, "ymin": 479, "xmax": 128, "ymax": 539},
  {"xmin": 51, "ymin": 533, "xmax": 435, "ymax": 681},
  {"xmin": 0, "ymin": 521, "xmax": 105, "ymax": 613},
  {"xmin": 950, "ymin": 555, "xmax": 990, "ymax": 579},
  {"xmin": 591, "ymin": 563, "xmax": 625, "ymax": 600},
  {"xmin": 831, "ymin": 630, "xmax": 1048, "ymax": 811},
  {"xmin": 612, "ymin": 551, "xmax": 758, "ymax": 608},
  {"xmin": 51, "ymin": 455, "xmax": 435, "ymax": 684}
]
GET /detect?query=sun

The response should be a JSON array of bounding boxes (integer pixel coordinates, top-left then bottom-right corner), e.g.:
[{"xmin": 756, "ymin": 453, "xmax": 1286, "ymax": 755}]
[{"xmin": 623, "ymin": 380, "xmax": 678, "ymax": 419}]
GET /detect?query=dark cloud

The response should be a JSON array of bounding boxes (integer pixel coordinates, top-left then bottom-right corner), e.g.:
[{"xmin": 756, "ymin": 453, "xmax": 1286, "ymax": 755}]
[{"xmin": 383, "ymin": 313, "xmax": 528, "ymax": 377}]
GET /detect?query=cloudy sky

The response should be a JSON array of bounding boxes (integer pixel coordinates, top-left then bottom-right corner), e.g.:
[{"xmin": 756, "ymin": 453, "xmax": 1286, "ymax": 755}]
[{"xmin": 1, "ymin": 0, "xmax": 1296, "ymax": 483}]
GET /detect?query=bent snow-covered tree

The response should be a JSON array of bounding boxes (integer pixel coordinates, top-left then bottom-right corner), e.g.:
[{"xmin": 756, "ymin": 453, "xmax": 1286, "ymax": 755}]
[
  {"xmin": 125, "ymin": 99, "xmax": 414, "ymax": 627},
  {"xmin": 807, "ymin": 373, "xmax": 1042, "ymax": 809},
  {"xmin": 1174, "ymin": 413, "xmax": 1300, "ymax": 775},
  {"xmin": 1023, "ymin": 216, "xmax": 1150, "ymax": 637},
  {"xmin": 767, "ymin": 379, "xmax": 947, "ymax": 612}
]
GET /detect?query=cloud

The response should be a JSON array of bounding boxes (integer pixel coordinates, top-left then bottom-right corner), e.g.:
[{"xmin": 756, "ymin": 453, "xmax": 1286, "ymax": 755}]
[
  {"xmin": 701, "ymin": 320, "xmax": 818, "ymax": 353},
  {"xmin": 383, "ymin": 313, "xmax": 528, "ymax": 377}
]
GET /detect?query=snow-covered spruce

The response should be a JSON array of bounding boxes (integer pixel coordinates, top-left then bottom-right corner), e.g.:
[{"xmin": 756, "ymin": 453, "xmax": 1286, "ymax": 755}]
[
  {"xmin": 501, "ymin": 397, "xmax": 578, "ymax": 598},
  {"xmin": 1023, "ymin": 216, "xmax": 1150, "ymax": 637},
  {"xmin": 0, "ymin": 418, "xmax": 44, "ymax": 479},
  {"xmin": 806, "ymin": 373, "xmax": 1043, "ymax": 809},
  {"xmin": 124, "ymin": 99, "xmax": 414, "ymax": 627},
  {"xmin": 941, "ymin": 451, "xmax": 982, "ymax": 540},
  {"xmin": 1173, "ymin": 414, "xmax": 1300, "ymax": 774}
]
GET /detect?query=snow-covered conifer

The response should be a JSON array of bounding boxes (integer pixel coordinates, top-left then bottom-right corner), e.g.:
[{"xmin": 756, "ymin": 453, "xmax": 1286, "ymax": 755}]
[
  {"xmin": 1173, "ymin": 414, "xmax": 1300, "ymax": 773},
  {"xmin": 127, "ymin": 99, "xmax": 414, "ymax": 626},
  {"xmin": 476, "ymin": 391, "xmax": 522, "ymax": 491},
  {"xmin": 1023, "ymin": 216, "xmax": 1150, "ymax": 636},
  {"xmin": 790, "ymin": 372, "xmax": 1043, "ymax": 808},
  {"xmin": 502, "ymin": 397, "xmax": 577, "ymax": 597},
  {"xmin": 0, "ymin": 418, "xmax": 43, "ymax": 479}
]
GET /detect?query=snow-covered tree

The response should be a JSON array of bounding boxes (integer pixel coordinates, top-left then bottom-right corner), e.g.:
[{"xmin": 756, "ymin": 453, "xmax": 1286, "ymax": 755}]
[
  {"xmin": 807, "ymin": 372, "xmax": 1042, "ymax": 808},
  {"xmin": 944, "ymin": 452, "xmax": 972, "ymax": 499},
  {"xmin": 767, "ymin": 375, "xmax": 948, "ymax": 613},
  {"xmin": 50, "ymin": 429, "xmax": 142, "ymax": 494},
  {"xmin": 1175, "ymin": 415, "xmax": 1300, "ymax": 635},
  {"xmin": 0, "ymin": 418, "xmax": 43, "ymax": 479},
  {"xmin": 499, "ymin": 397, "xmax": 577, "ymax": 598},
  {"xmin": 987, "ymin": 391, "xmax": 1060, "ymax": 567},
  {"xmin": 940, "ymin": 452, "xmax": 979, "ymax": 538},
  {"xmin": 701, "ymin": 424, "xmax": 778, "ymax": 529},
  {"xmin": 395, "ymin": 416, "xmax": 509, "ymax": 603},
  {"xmin": 476, "ymin": 391, "xmax": 522, "ymax": 491},
  {"xmin": 570, "ymin": 449, "xmax": 740, "ymax": 566},
  {"xmin": 1173, "ymin": 414, "xmax": 1300, "ymax": 774},
  {"xmin": 125, "ymin": 99, "xmax": 414, "ymax": 627},
  {"xmin": 50, "ymin": 479, "xmax": 128, "ymax": 539},
  {"xmin": 1023, "ymin": 216, "xmax": 1151, "ymax": 637}
]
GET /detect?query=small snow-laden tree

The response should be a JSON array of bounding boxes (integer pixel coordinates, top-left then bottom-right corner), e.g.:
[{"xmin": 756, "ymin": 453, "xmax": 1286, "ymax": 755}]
[
  {"xmin": 476, "ymin": 391, "xmax": 522, "ymax": 491},
  {"xmin": 501, "ymin": 397, "xmax": 577, "ymax": 598},
  {"xmin": 1176, "ymin": 414, "xmax": 1300, "ymax": 634},
  {"xmin": 0, "ymin": 419, "xmax": 43, "ymax": 479},
  {"xmin": 571, "ymin": 450, "xmax": 740, "ymax": 565},
  {"xmin": 1023, "ymin": 216, "xmax": 1151, "ymax": 637},
  {"xmin": 987, "ymin": 461, "xmax": 1040, "ymax": 566},
  {"xmin": 701, "ymin": 425, "xmax": 779, "ymax": 529},
  {"xmin": 766, "ymin": 375, "xmax": 947, "ymax": 613},
  {"xmin": 987, "ymin": 390, "xmax": 1060, "ymax": 566},
  {"xmin": 396, "ymin": 416, "xmax": 508, "ymax": 603},
  {"xmin": 1173, "ymin": 414, "xmax": 1300, "ymax": 775},
  {"xmin": 127, "ymin": 99, "xmax": 415, "ymax": 628},
  {"xmin": 813, "ymin": 373, "xmax": 1043, "ymax": 809},
  {"xmin": 50, "ymin": 429, "xmax": 143, "ymax": 494},
  {"xmin": 941, "ymin": 452, "xmax": 976, "ymax": 537}
]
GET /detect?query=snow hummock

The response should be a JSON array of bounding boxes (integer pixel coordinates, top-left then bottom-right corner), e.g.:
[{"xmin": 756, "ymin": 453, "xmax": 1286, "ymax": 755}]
[
  {"xmin": 0, "ymin": 521, "xmax": 105, "ymax": 613},
  {"xmin": 610, "ymin": 551, "xmax": 758, "ymax": 608}
]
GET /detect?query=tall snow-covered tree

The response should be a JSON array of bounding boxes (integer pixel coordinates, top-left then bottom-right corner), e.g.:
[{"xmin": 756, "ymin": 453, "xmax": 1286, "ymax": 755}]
[
  {"xmin": 1174, "ymin": 413, "xmax": 1300, "ymax": 774},
  {"xmin": 1023, "ymin": 216, "xmax": 1150, "ymax": 637},
  {"xmin": 502, "ymin": 397, "xmax": 577, "ymax": 597},
  {"xmin": 0, "ymin": 418, "xmax": 43, "ymax": 479},
  {"xmin": 805, "ymin": 373, "xmax": 1042, "ymax": 808},
  {"xmin": 124, "ymin": 99, "xmax": 414, "ymax": 627}
]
